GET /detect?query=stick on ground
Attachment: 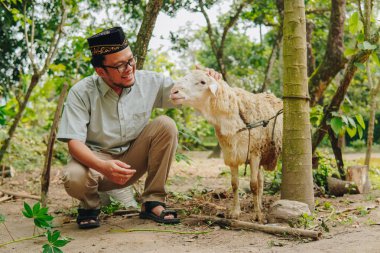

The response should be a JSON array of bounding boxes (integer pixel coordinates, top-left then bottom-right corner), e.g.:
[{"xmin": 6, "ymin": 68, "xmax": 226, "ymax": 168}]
[{"xmin": 188, "ymin": 215, "xmax": 322, "ymax": 240}]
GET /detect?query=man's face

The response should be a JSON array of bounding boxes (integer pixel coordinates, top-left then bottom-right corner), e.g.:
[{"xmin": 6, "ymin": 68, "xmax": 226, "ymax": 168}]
[{"xmin": 96, "ymin": 46, "xmax": 136, "ymax": 89}]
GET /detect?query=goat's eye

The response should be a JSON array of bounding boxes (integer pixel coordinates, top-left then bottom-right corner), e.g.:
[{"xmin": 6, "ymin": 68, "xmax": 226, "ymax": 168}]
[{"xmin": 200, "ymin": 80, "xmax": 206, "ymax": 85}]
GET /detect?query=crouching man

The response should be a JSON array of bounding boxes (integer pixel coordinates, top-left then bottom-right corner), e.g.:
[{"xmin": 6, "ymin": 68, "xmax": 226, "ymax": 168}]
[{"xmin": 57, "ymin": 26, "xmax": 221, "ymax": 229}]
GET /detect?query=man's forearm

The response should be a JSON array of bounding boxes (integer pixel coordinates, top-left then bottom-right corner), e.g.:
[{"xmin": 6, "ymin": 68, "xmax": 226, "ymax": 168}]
[{"xmin": 68, "ymin": 139, "xmax": 106, "ymax": 174}]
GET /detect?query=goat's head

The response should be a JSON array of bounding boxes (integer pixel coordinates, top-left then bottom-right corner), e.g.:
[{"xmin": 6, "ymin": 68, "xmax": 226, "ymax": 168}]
[{"xmin": 170, "ymin": 70, "xmax": 220, "ymax": 109}]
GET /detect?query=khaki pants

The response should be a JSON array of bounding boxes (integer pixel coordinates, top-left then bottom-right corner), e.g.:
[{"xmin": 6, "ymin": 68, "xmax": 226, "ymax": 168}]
[{"xmin": 63, "ymin": 116, "xmax": 178, "ymax": 209}]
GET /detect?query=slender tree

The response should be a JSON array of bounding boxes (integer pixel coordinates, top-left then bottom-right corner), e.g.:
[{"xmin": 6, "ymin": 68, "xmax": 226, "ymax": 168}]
[{"xmin": 281, "ymin": 0, "xmax": 314, "ymax": 210}]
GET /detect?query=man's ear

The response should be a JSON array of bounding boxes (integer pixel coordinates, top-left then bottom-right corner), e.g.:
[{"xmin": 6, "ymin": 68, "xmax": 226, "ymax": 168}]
[
  {"xmin": 209, "ymin": 80, "xmax": 218, "ymax": 96},
  {"xmin": 95, "ymin": 67, "xmax": 106, "ymax": 77}
]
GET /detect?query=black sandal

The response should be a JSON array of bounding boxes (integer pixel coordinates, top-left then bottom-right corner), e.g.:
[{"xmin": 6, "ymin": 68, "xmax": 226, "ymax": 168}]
[
  {"xmin": 139, "ymin": 201, "xmax": 180, "ymax": 224},
  {"xmin": 77, "ymin": 208, "xmax": 100, "ymax": 229}
]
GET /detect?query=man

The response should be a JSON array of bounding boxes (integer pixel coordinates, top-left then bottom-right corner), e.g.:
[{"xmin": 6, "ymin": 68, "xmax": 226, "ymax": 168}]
[{"xmin": 57, "ymin": 27, "xmax": 220, "ymax": 229}]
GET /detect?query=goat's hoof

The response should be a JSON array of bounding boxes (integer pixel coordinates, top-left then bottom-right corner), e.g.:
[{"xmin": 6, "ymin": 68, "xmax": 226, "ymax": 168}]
[
  {"xmin": 251, "ymin": 213, "xmax": 264, "ymax": 223},
  {"xmin": 228, "ymin": 210, "xmax": 241, "ymax": 219}
]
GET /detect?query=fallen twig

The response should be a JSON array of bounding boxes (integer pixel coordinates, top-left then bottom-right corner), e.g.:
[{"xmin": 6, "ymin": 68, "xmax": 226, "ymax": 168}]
[
  {"xmin": 110, "ymin": 228, "xmax": 212, "ymax": 235},
  {"xmin": 189, "ymin": 215, "xmax": 322, "ymax": 240},
  {"xmin": 0, "ymin": 195, "xmax": 12, "ymax": 203},
  {"xmin": 0, "ymin": 189, "xmax": 40, "ymax": 201}
]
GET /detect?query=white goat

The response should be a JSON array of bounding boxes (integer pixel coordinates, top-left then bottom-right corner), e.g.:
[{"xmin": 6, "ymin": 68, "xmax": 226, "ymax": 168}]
[{"xmin": 170, "ymin": 70, "xmax": 283, "ymax": 222}]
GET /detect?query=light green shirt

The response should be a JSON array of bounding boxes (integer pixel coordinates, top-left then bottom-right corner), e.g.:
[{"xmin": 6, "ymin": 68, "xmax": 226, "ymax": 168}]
[{"xmin": 57, "ymin": 70, "xmax": 174, "ymax": 154}]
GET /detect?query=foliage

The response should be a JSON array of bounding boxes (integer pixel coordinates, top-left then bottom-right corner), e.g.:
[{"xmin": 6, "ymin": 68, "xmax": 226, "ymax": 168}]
[
  {"xmin": 100, "ymin": 196, "xmax": 124, "ymax": 215},
  {"xmin": 313, "ymin": 151, "xmax": 337, "ymax": 192},
  {"xmin": 19, "ymin": 202, "xmax": 71, "ymax": 252}
]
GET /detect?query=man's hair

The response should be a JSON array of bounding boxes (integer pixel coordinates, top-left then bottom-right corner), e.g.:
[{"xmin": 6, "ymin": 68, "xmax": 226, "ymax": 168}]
[{"xmin": 91, "ymin": 55, "xmax": 105, "ymax": 68}]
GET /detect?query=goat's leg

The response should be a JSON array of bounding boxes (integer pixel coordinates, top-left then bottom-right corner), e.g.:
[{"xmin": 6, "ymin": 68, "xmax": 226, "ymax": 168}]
[
  {"xmin": 229, "ymin": 166, "xmax": 241, "ymax": 219},
  {"xmin": 250, "ymin": 158, "xmax": 263, "ymax": 222},
  {"xmin": 258, "ymin": 167, "xmax": 264, "ymax": 211}
]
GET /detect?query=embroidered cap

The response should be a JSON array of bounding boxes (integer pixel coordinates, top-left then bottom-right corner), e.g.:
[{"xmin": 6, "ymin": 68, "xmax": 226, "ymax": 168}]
[{"xmin": 87, "ymin": 27, "xmax": 129, "ymax": 56}]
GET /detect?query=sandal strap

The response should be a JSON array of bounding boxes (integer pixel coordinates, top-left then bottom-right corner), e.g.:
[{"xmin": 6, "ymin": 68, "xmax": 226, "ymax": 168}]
[
  {"xmin": 143, "ymin": 201, "xmax": 166, "ymax": 213},
  {"xmin": 160, "ymin": 209, "xmax": 178, "ymax": 219}
]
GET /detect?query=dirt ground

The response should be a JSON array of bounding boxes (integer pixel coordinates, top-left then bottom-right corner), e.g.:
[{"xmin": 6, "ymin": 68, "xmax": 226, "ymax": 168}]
[{"xmin": 1, "ymin": 151, "xmax": 380, "ymax": 253}]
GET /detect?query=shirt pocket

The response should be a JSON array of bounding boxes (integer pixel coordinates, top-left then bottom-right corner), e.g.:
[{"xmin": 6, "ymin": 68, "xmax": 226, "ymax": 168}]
[{"xmin": 131, "ymin": 111, "xmax": 149, "ymax": 137}]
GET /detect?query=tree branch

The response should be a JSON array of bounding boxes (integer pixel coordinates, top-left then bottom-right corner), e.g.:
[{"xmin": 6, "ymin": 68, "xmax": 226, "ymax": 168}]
[
  {"xmin": 23, "ymin": 1, "xmax": 38, "ymax": 74},
  {"xmin": 309, "ymin": 0, "xmax": 347, "ymax": 106},
  {"xmin": 198, "ymin": 0, "xmax": 218, "ymax": 56},
  {"xmin": 40, "ymin": 0, "xmax": 67, "ymax": 75}
]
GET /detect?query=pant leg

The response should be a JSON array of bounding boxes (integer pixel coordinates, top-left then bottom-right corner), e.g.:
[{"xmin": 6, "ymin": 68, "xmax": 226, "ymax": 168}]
[
  {"xmin": 62, "ymin": 152, "xmax": 113, "ymax": 209},
  {"xmin": 118, "ymin": 115, "xmax": 178, "ymax": 203}
]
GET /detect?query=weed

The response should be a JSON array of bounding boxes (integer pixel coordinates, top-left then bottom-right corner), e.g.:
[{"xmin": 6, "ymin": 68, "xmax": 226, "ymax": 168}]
[
  {"xmin": 21, "ymin": 202, "xmax": 71, "ymax": 253},
  {"xmin": 100, "ymin": 197, "xmax": 124, "ymax": 215}
]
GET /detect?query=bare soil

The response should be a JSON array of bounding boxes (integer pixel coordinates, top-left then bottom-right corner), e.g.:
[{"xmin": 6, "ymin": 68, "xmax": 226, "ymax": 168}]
[{"xmin": 1, "ymin": 151, "xmax": 380, "ymax": 253}]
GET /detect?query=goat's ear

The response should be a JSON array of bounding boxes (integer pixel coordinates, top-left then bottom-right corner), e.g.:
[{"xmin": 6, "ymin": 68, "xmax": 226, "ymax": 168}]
[{"xmin": 209, "ymin": 81, "xmax": 218, "ymax": 96}]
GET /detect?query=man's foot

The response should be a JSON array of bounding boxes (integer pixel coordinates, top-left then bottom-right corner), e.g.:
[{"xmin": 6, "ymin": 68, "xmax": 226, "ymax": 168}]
[
  {"xmin": 77, "ymin": 209, "xmax": 100, "ymax": 229},
  {"xmin": 139, "ymin": 201, "xmax": 180, "ymax": 224}
]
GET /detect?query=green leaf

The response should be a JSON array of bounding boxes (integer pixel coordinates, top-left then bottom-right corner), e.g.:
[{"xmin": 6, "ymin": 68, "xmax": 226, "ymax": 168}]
[
  {"xmin": 0, "ymin": 214, "xmax": 5, "ymax": 223},
  {"xmin": 330, "ymin": 117, "xmax": 343, "ymax": 135},
  {"xmin": 53, "ymin": 239, "xmax": 70, "ymax": 247},
  {"xmin": 358, "ymin": 125, "xmax": 364, "ymax": 139},
  {"xmin": 358, "ymin": 41, "xmax": 377, "ymax": 50},
  {"xmin": 38, "ymin": 207, "xmax": 49, "ymax": 216},
  {"xmin": 341, "ymin": 115, "xmax": 348, "ymax": 125},
  {"xmin": 47, "ymin": 230, "xmax": 52, "ymax": 242},
  {"xmin": 23, "ymin": 202, "xmax": 33, "ymax": 218},
  {"xmin": 42, "ymin": 244, "xmax": 53, "ymax": 253},
  {"xmin": 357, "ymin": 33, "xmax": 365, "ymax": 43},
  {"xmin": 52, "ymin": 246, "xmax": 64, "ymax": 253},
  {"xmin": 372, "ymin": 52, "xmax": 380, "ymax": 66},
  {"xmin": 348, "ymin": 12, "xmax": 363, "ymax": 34},
  {"xmin": 355, "ymin": 114, "xmax": 365, "ymax": 129},
  {"xmin": 344, "ymin": 47, "xmax": 357, "ymax": 57},
  {"xmin": 354, "ymin": 62, "xmax": 365, "ymax": 70},
  {"xmin": 33, "ymin": 202, "xmax": 41, "ymax": 215},
  {"xmin": 346, "ymin": 126, "xmax": 357, "ymax": 138},
  {"xmin": 348, "ymin": 117, "xmax": 356, "ymax": 128},
  {"xmin": 51, "ymin": 230, "xmax": 61, "ymax": 243}
]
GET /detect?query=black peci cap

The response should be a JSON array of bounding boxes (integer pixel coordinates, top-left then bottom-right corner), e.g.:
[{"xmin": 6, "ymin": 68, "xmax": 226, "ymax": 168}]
[{"xmin": 87, "ymin": 27, "xmax": 129, "ymax": 56}]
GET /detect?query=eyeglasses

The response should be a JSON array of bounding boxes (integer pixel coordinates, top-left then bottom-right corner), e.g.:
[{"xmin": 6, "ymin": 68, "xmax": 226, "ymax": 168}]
[{"xmin": 102, "ymin": 56, "xmax": 137, "ymax": 74}]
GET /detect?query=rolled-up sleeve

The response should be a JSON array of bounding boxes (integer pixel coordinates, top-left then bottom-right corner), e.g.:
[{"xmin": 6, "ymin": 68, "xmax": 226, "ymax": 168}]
[{"xmin": 57, "ymin": 88, "xmax": 90, "ymax": 143}]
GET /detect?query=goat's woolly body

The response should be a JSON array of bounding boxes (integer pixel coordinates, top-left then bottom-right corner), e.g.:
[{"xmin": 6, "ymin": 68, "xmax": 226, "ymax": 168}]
[
  {"xmin": 171, "ymin": 70, "xmax": 283, "ymax": 221},
  {"xmin": 201, "ymin": 82, "xmax": 283, "ymax": 170}
]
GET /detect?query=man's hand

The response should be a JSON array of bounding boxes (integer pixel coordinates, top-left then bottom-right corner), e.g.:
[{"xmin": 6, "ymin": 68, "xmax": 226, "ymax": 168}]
[
  {"xmin": 195, "ymin": 64, "xmax": 222, "ymax": 81},
  {"xmin": 100, "ymin": 160, "xmax": 136, "ymax": 185}
]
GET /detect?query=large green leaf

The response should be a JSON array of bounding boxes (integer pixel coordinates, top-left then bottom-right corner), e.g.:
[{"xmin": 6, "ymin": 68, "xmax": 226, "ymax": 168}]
[
  {"xmin": 355, "ymin": 114, "xmax": 365, "ymax": 129},
  {"xmin": 358, "ymin": 125, "xmax": 364, "ymax": 139},
  {"xmin": 23, "ymin": 202, "xmax": 33, "ymax": 218},
  {"xmin": 348, "ymin": 12, "xmax": 363, "ymax": 34},
  {"xmin": 330, "ymin": 117, "xmax": 343, "ymax": 135},
  {"xmin": 346, "ymin": 126, "xmax": 357, "ymax": 138}
]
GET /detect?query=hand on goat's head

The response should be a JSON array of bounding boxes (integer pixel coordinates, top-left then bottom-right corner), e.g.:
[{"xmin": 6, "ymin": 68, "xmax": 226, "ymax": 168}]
[
  {"xmin": 170, "ymin": 70, "xmax": 220, "ymax": 108},
  {"xmin": 195, "ymin": 64, "xmax": 223, "ymax": 81}
]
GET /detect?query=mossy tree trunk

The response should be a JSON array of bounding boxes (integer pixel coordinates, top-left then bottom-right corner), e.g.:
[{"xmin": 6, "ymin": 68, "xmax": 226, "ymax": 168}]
[
  {"xmin": 135, "ymin": 0, "xmax": 164, "ymax": 70},
  {"xmin": 281, "ymin": 0, "xmax": 315, "ymax": 211}
]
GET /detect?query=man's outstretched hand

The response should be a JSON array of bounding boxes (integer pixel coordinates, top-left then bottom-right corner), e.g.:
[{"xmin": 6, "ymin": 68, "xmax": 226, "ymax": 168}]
[{"xmin": 100, "ymin": 160, "xmax": 136, "ymax": 185}]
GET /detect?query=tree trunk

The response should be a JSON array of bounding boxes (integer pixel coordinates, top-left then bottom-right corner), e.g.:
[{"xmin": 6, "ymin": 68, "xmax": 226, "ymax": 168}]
[
  {"xmin": 135, "ymin": 0, "xmax": 164, "ymax": 70},
  {"xmin": 306, "ymin": 20, "xmax": 315, "ymax": 76},
  {"xmin": 41, "ymin": 83, "xmax": 68, "ymax": 207},
  {"xmin": 328, "ymin": 127, "xmax": 345, "ymax": 179},
  {"xmin": 365, "ymin": 78, "xmax": 380, "ymax": 166},
  {"xmin": 308, "ymin": 0, "xmax": 347, "ymax": 107},
  {"xmin": 281, "ymin": 0, "xmax": 315, "ymax": 211},
  {"xmin": 311, "ymin": 31, "xmax": 379, "ymax": 153},
  {"xmin": 0, "ymin": 74, "xmax": 39, "ymax": 163}
]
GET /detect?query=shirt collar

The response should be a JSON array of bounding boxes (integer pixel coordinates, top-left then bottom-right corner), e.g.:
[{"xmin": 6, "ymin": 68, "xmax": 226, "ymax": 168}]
[{"xmin": 97, "ymin": 76, "xmax": 112, "ymax": 97}]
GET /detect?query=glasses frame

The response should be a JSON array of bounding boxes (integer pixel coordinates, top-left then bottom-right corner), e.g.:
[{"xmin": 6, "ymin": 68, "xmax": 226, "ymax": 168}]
[{"xmin": 102, "ymin": 56, "xmax": 137, "ymax": 74}]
